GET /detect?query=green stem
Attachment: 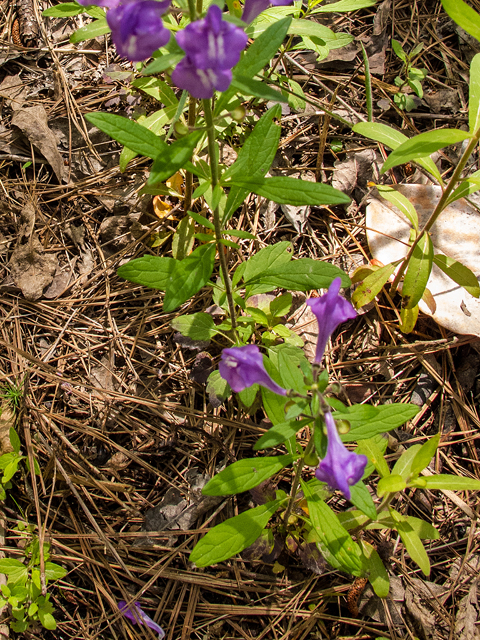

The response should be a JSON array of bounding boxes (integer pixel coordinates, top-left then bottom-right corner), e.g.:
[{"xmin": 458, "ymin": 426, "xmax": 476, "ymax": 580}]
[
  {"xmin": 184, "ymin": 96, "xmax": 197, "ymax": 214},
  {"xmin": 390, "ymin": 128, "xmax": 480, "ymax": 295},
  {"xmin": 187, "ymin": 0, "xmax": 196, "ymax": 19},
  {"xmin": 202, "ymin": 98, "xmax": 237, "ymax": 330}
]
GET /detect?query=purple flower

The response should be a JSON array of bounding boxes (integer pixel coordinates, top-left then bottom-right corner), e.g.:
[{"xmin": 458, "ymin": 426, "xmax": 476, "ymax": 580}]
[
  {"xmin": 219, "ymin": 345, "xmax": 287, "ymax": 395},
  {"xmin": 307, "ymin": 277, "xmax": 357, "ymax": 365},
  {"xmin": 118, "ymin": 601, "xmax": 165, "ymax": 639},
  {"xmin": 172, "ymin": 5, "xmax": 248, "ymax": 99},
  {"xmin": 242, "ymin": 0, "xmax": 293, "ymax": 25},
  {"xmin": 77, "ymin": 0, "xmax": 120, "ymax": 7},
  {"xmin": 315, "ymin": 412, "xmax": 367, "ymax": 500},
  {"xmin": 107, "ymin": 0, "xmax": 171, "ymax": 63}
]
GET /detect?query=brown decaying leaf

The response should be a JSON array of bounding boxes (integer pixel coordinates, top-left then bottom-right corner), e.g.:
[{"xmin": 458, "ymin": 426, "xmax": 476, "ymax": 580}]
[
  {"xmin": 11, "ymin": 106, "xmax": 66, "ymax": 182},
  {"xmin": 0, "ymin": 405, "xmax": 15, "ymax": 455},
  {"xmin": 9, "ymin": 237, "xmax": 57, "ymax": 301}
]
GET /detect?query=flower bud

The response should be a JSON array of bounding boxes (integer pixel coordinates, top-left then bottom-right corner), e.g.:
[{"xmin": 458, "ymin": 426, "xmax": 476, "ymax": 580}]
[
  {"xmin": 230, "ymin": 105, "xmax": 246, "ymax": 122},
  {"xmin": 303, "ymin": 450, "xmax": 319, "ymax": 466},
  {"xmin": 174, "ymin": 121, "xmax": 189, "ymax": 138},
  {"xmin": 336, "ymin": 419, "xmax": 351, "ymax": 434}
]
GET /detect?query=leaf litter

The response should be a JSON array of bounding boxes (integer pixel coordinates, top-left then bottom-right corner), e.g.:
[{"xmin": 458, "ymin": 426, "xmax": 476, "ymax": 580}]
[{"xmin": 0, "ymin": 1, "xmax": 478, "ymax": 639}]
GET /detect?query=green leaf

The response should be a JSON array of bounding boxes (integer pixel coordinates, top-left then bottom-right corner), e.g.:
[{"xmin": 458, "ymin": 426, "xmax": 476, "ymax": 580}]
[
  {"xmin": 351, "ymin": 262, "xmax": 397, "ymax": 308},
  {"xmin": 392, "ymin": 444, "xmax": 423, "ymax": 480},
  {"xmin": 433, "ymin": 254, "xmax": 480, "ymax": 298},
  {"xmin": 142, "ymin": 53, "xmax": 184, "ymax": 75},
  {"xmin": 349, "ymin": 480, "xmax": 377, "ymax": 520},
  {"xmin": 389, "ymin": 508, "xmax": 430, "ymax": 575},
  {"xmin": 381, "ymin": 129, "xmax": 471, "ymax": 173},
  {"xmin": 446, "ymin": 171, "xmax": 480, "ymax": 204},
  {"xmin": 206, "ymin": 370, "xmax": 230, "ymax": 405},
  {"xmin": 232, "ymin": 76, "xmax": 288, "ymax": 102},
  {"xmin": 405, "ymin": 516, "xmax": 439, "ymax": 540},
  {"xmin": 9, "ymin": 428, "xmax": 21, "ymax": 456},
  {"xmin": 3, "ymin": 458, "xmax": 22, "ymax": 483},
  {"xmin": 360, "ymin": 540, "xmax": 390, "ymax": 598},
  {"xmin": 189, "ymin": 500, "xmax": 281, "ymax": 567},
  {"xmin": 441, "ymin": 0, "xmax": 480, "ymax": 44},
  {"xmin": 70, "ymin": 17, "xmax": 110, "ymax": 43},
  {"xmin": 188, "ymin": 210, "xmax": 215, "ymax": 230},
  {"xmin": 163, "ymin": 243, "xmax": 216, "ymax": 312},
  {"xmin": 43, "ymin": 2, "xmax": 83, "ymax": 17},
  {"xmin": 225, "ymin": 176, "xmax": 350, "ymax": 206},
  {"xmin": 402, "ymin": 232, "xmax": 434, "ymax": 309},
  {"xmin": 243, "ymin": 241, "xmax": 292, "ymax": 283},
  {"xmin": 235, "ymin": 18, "xmax": 292, "ymax": 78},
  {"xmin": 202, "ymin": 455, "xmax": 296, "ymax": 496},
  {"xmin": 254, "ymin": 417, "xmax": 313, "ymax": 450},
  {"xmin": 335, "ymin": 403, "xmax": 419, "ymax": 442},
  {"xmin": 353, "ymin": 122, "xmax": 444, "ymax": 184},
  {"xmin": 270, "ymin": 292, "xmax": 292, "ymax": 317},
  {"xmin": 410, "ymin": 474, "xmax": 480, "ymax": 491},
  {"xmin": 85, "ymin": 112, "xmax": 165, "ymax": 159},
  {"xmin": 391, "ymin": 39, "xmax": 407, "ymax": 63},
  {"xmin": 408, "ymin": 433, "xmax": 440, "ymax": 479},
  {"xmin": 117, "ymin": 255, "xmax": 176, "ymax": 291},
  {"xmin": 311, "ymin": 0, "xmax": 376, "ymax": 12},
  {"xmin": 250, "ymin": 259, "xmax": 350, "ymax": 292},
  {"xmin": 261, "ymin": 387, "xmax": 288, "ymax": 426},
  {"xmin": 0, "ymin": 559, "xmax": 28, "ymax": 585},
  {"xmin": 170, "ymin": 313, "xmax": 218, "ymax": 341},
  {"xmin": 301, "ymin": 479, "xmax": 365, "ymax": 576},
  {"xmin": 375, "ymin": 185, "xmax": 419, "ymax": 231},
  {"xmin": 148, "ymin": 129, "xmax": 203, "ymax": 185},
  {"xmin": 377, "ymin": 474, "xmax": 407, "ymax": 497},
  {"xmin": 44, "ymin": 562, "xmax": 67, "ymax": 582},
  {"xmin": 227, "ymin": 229, "xmax": 256, "ymax": 239},
  {"xmin": 132, "ymin": 77, "xmax": 178, "ymax": 112},
  {"xmin": 38, "ymin": 609, "xmax": 57, "ymax": 631},
  {"xmin": 356, "ymin": 438, "xmax": 390, "ymax": 478},
  {"xmin": 172, "ymin": 216, "xmax": 195, "ymax": 261},
  {"xmin": 399, "ymin": 304, "xmax": 419, "ymax": 334}
]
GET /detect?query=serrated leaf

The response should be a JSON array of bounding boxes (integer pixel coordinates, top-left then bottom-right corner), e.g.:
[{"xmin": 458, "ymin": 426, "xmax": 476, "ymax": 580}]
[
  {"xmin": 85, "ymin": 112, "xmax": 165, "ymax": 159},
  {"xmin": 301, "ymin": 479, "xmax": 365, "ymax": 576},
  {"xmin": 170, "ymin": 313, "xmax": 218, "ymax": 341},
  {"xmin": 118, "ymin": 255, "xmax": 176, "ymax": 291},
  {"xmin": 381, "ymin": 129, "xmax": 471, "ymax": 173},
  {"xmin": 402, "ymin": 232, "xmax": 434, "ymax": 309},
  {"xmin": 163, "ymin": 243, "xmax": 216, "ymax": 312},
  {"xmin": 70, "ymin": 17, "xmax": 110, "ymax": 43},
  {"xmin": 254, "ymin": 417, "xmax": 312, "ymax": 450},
  {"xmin": 225, "ymin": 176, "xmax": 350, "ymax": 206},
  {"xmin": 433, "ymin": 254, "xmax": 480, "ymax": 298},
  {"xmin": 351, "ymin": 262, "xmax": 397, "ymax": 308},
  {"xmin": 203, "ymin": 455, "xmax": 296, "ymax": 496},
  {"xmin": 360, "ymin": 540, "xmax": 390, "ymax": 598},
  {"xmin": 189, "ymin": 500, "xmax": 281, "ymax": 567},
  {"xmin": 335, "ymin": 403, "xmax": 419, "ymax": 442},
  {"xmin": 410, "ymin": 474, "xmax": 480, "ymax": 491},
  {"xmin": 349, "ymin": 480, "xmax": 377, "ymax": 520}
]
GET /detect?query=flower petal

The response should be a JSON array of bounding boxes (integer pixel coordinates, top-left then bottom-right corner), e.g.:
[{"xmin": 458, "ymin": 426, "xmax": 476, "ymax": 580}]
[{"xmin": 219, "ymin": 345, "xmax": 287, "ymax": 395}]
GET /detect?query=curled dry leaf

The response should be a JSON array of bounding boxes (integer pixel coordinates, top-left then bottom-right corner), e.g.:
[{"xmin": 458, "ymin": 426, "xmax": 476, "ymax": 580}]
[
  {"xmin": 9, "ymin": 237, "xmax": 57, "ymax": 301},
  {"xmin": 0, "ymin": 405, "xmax": 15, "ymax": 455},
  {"xmin": 11, "ymin": 106, "xmax": 66, "ymax": 182},
  {"xmin": 366, "ymin": 184, "xmax": 480, "ymax": 336}
]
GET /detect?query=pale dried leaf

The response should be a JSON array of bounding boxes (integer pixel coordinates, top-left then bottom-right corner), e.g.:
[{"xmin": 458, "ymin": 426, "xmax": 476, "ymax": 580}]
[
  {"xmin": 9, "ymin": 237, "xmax": 57, "ymax": 301},
  {"xmin": 0, "ymin": 74, "xmax": 29, "ymax": 110},
  {"xmin": 455, "ymin": 580, "xmax": 480, "ymax": 640},
  {"xmin": 0, "ymin": 406, "xmax": 15, "ymax": 455}
]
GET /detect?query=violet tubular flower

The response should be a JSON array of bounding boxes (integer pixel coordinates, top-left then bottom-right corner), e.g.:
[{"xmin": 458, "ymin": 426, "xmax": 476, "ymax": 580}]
[
  {"xmin": 219, "ymin": 345, "xmax": 287, "ymax": 396},
  {"xmin": 118, "ymin": 601, "xmax": 165, "ymax": 639},
  {"xmin": 107, "ymin": 0, "xmax": 171, "ymax": 63},
  {"xmin": 172, "ymin": 5, "xmax": 248, "ymax": 99},
  {"xmin": 307, "ymin": 277, "xmax": 357, "ymax": 365},
  {"xmin": 315, "ymin": 412, "xmax": 367, "ymax": 500},
  {"xmin": 242, "ymin": 0, "xmax": 293, "ymax": 25}
]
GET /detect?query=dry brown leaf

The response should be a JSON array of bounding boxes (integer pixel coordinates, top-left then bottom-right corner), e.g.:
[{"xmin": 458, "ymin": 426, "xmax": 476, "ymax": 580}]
[
  {"xmin": 11, "ymin": 106, "xmax": 66, "ymax": 182},
  {"xmin": 9, "ymin": 237, "xmax": 57, "ymax": 301},
  {"xmin": 0, "ymin": 74, "xmax": 29, "ymax": 110},
  {"xmin": 455, "ymin": 580, "xmax": 480, "ymax": 640},
  {"xmin": 0, "ymin": 405, "xmax": 15, "ymax": 455}
]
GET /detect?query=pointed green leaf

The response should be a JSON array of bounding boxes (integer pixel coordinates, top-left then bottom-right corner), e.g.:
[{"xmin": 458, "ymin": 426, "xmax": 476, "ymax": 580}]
[
  {"xmin": 118, "ymin": 255, "xmax": 176, "ymax": 290},
  {"xmin": 243, "ymin": 242, "xmax": 292, "ymax": 283},
  {"xmin": 70, "ymin": 17, "xmax": 110, "ymax": 43},
  {"xmin": 236, "ymin": 18, "xmax": 292, "ymax": 78},
  {"xmin": 163, "ymin": 243, "xmax": 215, "ymax": 312},
  {"xmin": 225, "ymin": 176, "xmax": 350, "ymax": 206},
  {"xmin": 249, "ymin": 258, "xmax": 350, "ymax": 291},
  {"xmin": 349, "ymin": 480, "xmax": 377, "ymax": 520},
  {"xmin": 351, "ymin": 262, "xmax": 397, "ymax": 308},
  {"xmin": 377, "ymin": 474, "xmax": 407, "ymax": 497},
  {"xmin": 148, "ymin": 129, "xmax": 203, "ymax": 185},
  {"xmin": 254, "ymin": 417, "xmax": 313, "ymax": 450},
  {"xmin": 399, "ymin": 304, "xmax": 419, "ymax": 334},
  {"xmin": 410, "ymin": 474, "xmax": 480, "ymax": 491},
  {"xmin": 189, "ymin": 500, "xmax": 281, "ymax": 567},
  {"xmin": 446, "ymin": 171, "xmax": 480, "ymax": 204},
  {"xmin": 203, "ymin": 455, "xmax": 296, "ymax": 496},
  {"xmin": 43, "ymin": 2, "xmax": 83, "ymax": 17},
  {"xmin": 170, "ymin": 313, "xmax": 218, "ymax": 341},
  {"xmin": 356, "ymin": 438, "xmax": 390, "ymax": 478},
  {"xmin": 402, "ymin": 232, "xmax": 434, "ymax": 309},
  {"xmin": 85, "ymin": 112, "xmax": 165, "ymax": 159},
  {"xmin": 311, "ymin": 0, "xmax": 376, "ymax": 12},
  {"xmin": 0, "ymin": 559, "xmax": 28, "ymax": 585},
  {"xmin": 44, "ymin": 562, "xmax": 67, "ymax": 582},
  {"xmin": 433, "ymin": 254, "xmax": 480, "ymax": 298},
  {"xmin": 360, "ymin": 540, "xmax": 390, "ymax": 598},
  {"xmin": 335, "ymin": 403, "xmax": 419, "ymax": 441},
  {"xmin": 375, "ymin": 185, "xmax": 419, "ymax": 231},
  {"xmin": 408, "ymin": 433, "xmax": 440, "ymax": 479},
  {"xmin": 392, "ymin": 444, "xmax": 423, "ymax": 479},
  {"xmin": 441, "ymin": 0, "xmax": 480, "ymax": 44},
  {"xmin": 232, "ymin": 76, "xmax": 288, "ymax": 102},
  {"xmin": 381, "ymin": 129, "xmax": 471, "ymax": 173},
  {"xmin": 390, "ymin": 508, "xmax": 430, "ymax": 575}
]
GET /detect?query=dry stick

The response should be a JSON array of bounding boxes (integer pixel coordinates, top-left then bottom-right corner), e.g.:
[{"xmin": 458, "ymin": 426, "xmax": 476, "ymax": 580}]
[{"xmin": 34, "ymin": 432, "xmax": 133, "ymax": 578}]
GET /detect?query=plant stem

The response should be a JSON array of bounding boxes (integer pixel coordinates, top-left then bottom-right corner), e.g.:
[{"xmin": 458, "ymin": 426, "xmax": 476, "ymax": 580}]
[
  {"xmin": 184, "ymin": 96, "xmax": 197, "ymax": 214},
  {"xmin": 187, "ymin": 0, "xmax": 196, "ymax": 20},
  {"xmin": 390, "ymin": 128, "xmax": 480, "ymax": 295},
  {"xmin": 282, "ymin": 435, "xmax": 315, "ymax": 526},
  {"xmin": 202, "ymin": 98, "xmax": 237, "ymax": 329}
]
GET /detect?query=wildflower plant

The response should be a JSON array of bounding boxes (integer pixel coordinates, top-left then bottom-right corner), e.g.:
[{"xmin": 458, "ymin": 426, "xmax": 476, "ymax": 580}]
[{"xmin": 41, "ymin": 0, "xmax": 480, "ymax": 606}]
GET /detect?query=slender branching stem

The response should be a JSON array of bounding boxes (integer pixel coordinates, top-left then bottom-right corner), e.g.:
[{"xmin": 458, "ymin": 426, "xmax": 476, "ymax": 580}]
[
  {"xmin": 184, "ymin": 96, "xmax": 197, "ymax": 214},
  {"xmin": 390, "ymin": 128, "xmax": 480, "ymax": 295},
  {"xmin": 202, "ymin": 98, "xmax": 237, "ymax": 329}
]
